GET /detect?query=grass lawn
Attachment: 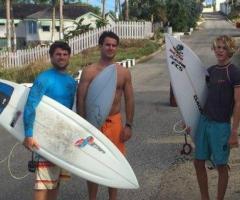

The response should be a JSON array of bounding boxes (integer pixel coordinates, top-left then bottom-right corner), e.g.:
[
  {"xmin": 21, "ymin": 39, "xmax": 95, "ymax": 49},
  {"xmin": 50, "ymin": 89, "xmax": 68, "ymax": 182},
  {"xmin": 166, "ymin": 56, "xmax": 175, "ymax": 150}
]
[{"xmin": 0, "ymin": 39, "xmax": 161, "ymax": 83}]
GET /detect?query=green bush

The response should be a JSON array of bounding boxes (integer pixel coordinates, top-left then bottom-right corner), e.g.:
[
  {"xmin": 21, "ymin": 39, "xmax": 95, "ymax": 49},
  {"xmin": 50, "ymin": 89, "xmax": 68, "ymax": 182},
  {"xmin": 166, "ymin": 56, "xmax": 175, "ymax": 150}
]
[
  {"xmin": 138, "ymin": 42, "xmax": 158, "ymax": 55},
  {"xmin": 0, "ymin": 60, "xmax": 49, "ymax": 83},
  {"xmin": 228, "ymin": 6, "xmax": 240, "ymax": 20},
  {"xmin": 166, "ymin": 0, "xmax": 202, "ymax": 32},
  {"xmin": 153, "ymin": 27, "xmax": 164, "ymax": 40}
]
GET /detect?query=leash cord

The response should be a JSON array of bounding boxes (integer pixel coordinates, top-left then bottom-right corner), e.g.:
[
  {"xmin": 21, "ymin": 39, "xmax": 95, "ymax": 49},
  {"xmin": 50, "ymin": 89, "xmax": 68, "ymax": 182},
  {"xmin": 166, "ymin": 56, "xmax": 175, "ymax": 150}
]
[{"xmin": 7, "ymin": 142, "xmax": 30, "ymax": 180}]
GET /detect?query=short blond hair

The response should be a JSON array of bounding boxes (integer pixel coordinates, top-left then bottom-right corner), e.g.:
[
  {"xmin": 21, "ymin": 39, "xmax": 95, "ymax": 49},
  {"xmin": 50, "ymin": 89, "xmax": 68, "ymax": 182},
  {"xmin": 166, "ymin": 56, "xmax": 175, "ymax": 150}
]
[{"xmin": 212, "ymin": 35, "xmax": 236, "ymax": 57}]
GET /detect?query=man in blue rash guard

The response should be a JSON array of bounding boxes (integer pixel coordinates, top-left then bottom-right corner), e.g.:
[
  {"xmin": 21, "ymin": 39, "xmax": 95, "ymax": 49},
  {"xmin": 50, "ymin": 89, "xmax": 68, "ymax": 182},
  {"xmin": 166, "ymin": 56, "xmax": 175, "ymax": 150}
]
[{"xmin": 23, "ymin": 41, "xmax": 77, "ymax": 200}]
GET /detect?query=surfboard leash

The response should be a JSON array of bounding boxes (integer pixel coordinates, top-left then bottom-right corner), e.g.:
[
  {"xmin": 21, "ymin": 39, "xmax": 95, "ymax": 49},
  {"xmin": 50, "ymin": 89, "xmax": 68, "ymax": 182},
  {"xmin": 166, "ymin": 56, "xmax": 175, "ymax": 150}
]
[
  {"xmin": 7, "ymin": 142, "xmax": 30, "ymax": 180},
  {"xmin": 172, "ymin": 120, "xmax": 192, "ymax": 155},
  {"xmin": 173, "ymin": 120, "xmax": 188, "ymax": 134},
  {"xmin": 180, "ymin": 133, "xmax": 192, "ymax": 156},
  {"xmin": 0, "ymin": 155, "xmax": 8, "ymax": 164}
]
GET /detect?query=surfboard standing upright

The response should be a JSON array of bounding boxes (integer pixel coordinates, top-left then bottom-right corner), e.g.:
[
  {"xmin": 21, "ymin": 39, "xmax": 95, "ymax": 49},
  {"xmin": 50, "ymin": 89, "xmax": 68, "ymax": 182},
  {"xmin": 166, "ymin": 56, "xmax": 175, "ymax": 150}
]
[
  {"xmin": 165, "ymin": 34, "xmax": 208, "ymax": 141},
  {"xmin": 85, "ymin": 64, "xmax": 117, "ymax": 128},
  {"xmin": 0, "ymin": 79, "xmax": 139, "ymax": 189}
]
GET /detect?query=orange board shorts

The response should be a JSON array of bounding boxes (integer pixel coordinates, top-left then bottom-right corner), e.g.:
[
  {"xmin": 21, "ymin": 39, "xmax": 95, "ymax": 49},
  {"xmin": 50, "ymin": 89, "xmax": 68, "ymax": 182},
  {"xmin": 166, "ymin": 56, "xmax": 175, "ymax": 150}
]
[
  {"xmin": 100, "ymin": 113, "xmax": 126, "ymax": 155},
  {"xmin": 34, "ymin": 156, "xmax": 70, "ymax": 190}
]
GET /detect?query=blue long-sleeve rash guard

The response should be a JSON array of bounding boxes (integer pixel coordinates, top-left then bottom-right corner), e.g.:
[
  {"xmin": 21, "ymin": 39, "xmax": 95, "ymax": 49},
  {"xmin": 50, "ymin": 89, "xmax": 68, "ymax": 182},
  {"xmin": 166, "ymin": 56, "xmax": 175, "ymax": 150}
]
[{"xmin": 23, "ymin": 68, "xmax": 77, "ymax": 137}]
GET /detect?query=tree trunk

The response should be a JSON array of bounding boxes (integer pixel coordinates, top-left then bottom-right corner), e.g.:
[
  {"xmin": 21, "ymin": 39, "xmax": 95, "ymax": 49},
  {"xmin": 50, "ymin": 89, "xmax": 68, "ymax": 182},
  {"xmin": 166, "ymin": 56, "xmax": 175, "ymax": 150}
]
[
  {"xmin": 10, "ymin": 0, "xmax": 17, "ymax": 51},
  {"xmin": 115, "ymin": 0, "xmax": 118, "ymax": 20},
  {"xmin": 118, "ymin": 0, "xmax": 122, "ymax": 20},
  {"xmin": 51, "ymin": 5, "xmax": 56, "ymax": 42},
  {"xmin": 59, "ymin": 0, "xmax": 64, "ymax": 40},
  {"xmin": 6, "ymin": 0, "xmax": 11, "ymax": 51},
  {"xmin": 125, "ymin": 0, "xmax": 129, "ymax": 21},
  {"xmin": 101, "ymin": 0, "xmax": 105, "ymax": 19}
]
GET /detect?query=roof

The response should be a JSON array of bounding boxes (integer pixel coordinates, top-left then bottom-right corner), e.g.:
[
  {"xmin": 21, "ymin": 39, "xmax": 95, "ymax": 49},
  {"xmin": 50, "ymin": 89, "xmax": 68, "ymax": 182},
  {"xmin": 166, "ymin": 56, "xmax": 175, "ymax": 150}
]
[
  {"xmin": 105, "ymin": 12, "xmax": 116, "ymax": 21},
  {"xmin": 77, "ymin": 12, "xmax": 102, "ymax": 20},
  {"xmin": 0, "ymin": 3, "xmax": 99, "ymax": 20},
  {"xmin": 0, "ymin": 4, "xmax": 47, "ymax": 19},
  {"xmin": 26, "ymin": 6, "xmax": 91, "ymax": 20}
]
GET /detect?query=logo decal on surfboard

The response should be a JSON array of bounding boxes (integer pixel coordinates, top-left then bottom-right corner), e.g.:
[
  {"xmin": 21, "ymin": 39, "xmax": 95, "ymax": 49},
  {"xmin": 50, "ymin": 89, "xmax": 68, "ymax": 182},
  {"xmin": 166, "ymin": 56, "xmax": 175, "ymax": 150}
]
[
  {"xmin": 10, "ymin": 111, "xmax": 22, "ymax": 127},
  {"xmin": 169, "ymin": 44, "xmax": 186, "ymax": 71},
  {"xmin": 75, "ymin": 136, "xmax": 105, "ymax": 154},
  {"xmin": 176, "ymin": 44, "xmax": 184, "ymax": 53},
  {"xmin": 193, "ymin": 95, "xmax": 203, "ymax": 113}
]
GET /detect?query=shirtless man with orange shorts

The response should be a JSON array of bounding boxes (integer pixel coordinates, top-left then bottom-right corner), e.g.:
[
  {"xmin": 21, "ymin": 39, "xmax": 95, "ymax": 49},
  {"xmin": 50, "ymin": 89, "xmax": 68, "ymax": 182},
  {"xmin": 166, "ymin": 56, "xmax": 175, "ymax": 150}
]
[{"xmin": 77, "ymin": 31, "xmax": 134, "ymax": 200}]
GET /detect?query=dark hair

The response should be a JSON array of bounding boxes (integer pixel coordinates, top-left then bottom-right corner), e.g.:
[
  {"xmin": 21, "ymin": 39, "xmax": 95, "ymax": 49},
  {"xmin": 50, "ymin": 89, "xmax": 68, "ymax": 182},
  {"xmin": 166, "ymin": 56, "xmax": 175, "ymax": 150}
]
[
  {"xmin": 49, "ymin": 41, "xmax": 71, "ymax": 56},
  {"xmin": 98, "ymin": 31, "xmax": 119, "ymax": 46}
]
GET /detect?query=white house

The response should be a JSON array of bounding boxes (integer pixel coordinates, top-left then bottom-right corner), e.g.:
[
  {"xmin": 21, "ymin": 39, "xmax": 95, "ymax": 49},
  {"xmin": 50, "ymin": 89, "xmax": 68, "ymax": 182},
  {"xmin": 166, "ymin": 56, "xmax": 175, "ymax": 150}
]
[
  {"xmin": 0, "ymin": 4, "xmax": 46, "ymax": 38},
  {"xmin": 105, "ymin": 13, "xmax": 117, "ymax": 26},
  {"xmin": 0, "ymin": 19, "xmax": 21, "ymax": 38},
  {"xmin": 219, "ymin": 0, "xmax": 240, "ymax": 15},
  {"xmin": 0, "ymin": 3, "xmax": 115, "ymax": 46},
  {"xmin": 215, "ymin": 0, "xmax": 227, "ymax": 11},
  {"xmin": 220, "ymin": 1, "xmax": 231, "ymax": 15},
  {"xmin": 24, "ymin": 7, "xmax": 103, "ymax": 42}
]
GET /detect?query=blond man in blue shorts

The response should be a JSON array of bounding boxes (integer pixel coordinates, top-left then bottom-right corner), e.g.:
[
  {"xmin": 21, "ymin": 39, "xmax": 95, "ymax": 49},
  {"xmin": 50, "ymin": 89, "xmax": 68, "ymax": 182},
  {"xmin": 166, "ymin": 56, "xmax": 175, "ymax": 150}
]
[{"xmin": 194, "ymin": 35, "xmax": 240, "ymax": 200}]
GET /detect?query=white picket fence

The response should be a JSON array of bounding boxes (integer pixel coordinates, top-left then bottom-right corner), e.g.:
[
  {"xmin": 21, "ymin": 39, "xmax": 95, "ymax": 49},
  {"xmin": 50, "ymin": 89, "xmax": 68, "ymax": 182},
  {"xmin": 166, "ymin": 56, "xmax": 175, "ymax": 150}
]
[{"xmin": 0, "ymin": 21, "xmax": 152, "ymax": 68}]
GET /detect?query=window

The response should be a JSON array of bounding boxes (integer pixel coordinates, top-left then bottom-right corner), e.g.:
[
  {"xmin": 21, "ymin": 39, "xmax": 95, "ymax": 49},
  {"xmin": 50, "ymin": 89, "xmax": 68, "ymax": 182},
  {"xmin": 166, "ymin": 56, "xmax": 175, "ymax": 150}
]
[
  {"xmin": 42, "ymin": 26, "xmax": 50, "ymax": 32},
  {"xmin": 28, "ymin": 21, "xmax": 37, "ymax": 34}
]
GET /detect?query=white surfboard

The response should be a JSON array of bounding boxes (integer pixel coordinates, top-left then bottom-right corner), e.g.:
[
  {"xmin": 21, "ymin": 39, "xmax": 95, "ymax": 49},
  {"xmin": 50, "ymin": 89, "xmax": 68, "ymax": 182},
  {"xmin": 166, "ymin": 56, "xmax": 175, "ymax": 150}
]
[
  {"xmin": 165, "ymin": 34, "xmax": 208, "ymax": 140},
  {"xmin": 231, "ymin": 50, "xmax": 240, "ymax": 67},
  {"xmin": 0, "ymin": 79, "xmax": 139, "ymax": 189},
  {"xmin": 85, "ymin": 64, "xmax": 117, "ymax": 128}
]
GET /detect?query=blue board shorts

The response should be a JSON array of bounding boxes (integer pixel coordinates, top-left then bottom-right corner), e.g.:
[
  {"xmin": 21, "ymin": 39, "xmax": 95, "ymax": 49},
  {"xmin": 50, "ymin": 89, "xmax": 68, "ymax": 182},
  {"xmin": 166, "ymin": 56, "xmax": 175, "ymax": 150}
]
[{"xmin": 194, "ymin": 115, "xmax": 231, "ymax": 166}]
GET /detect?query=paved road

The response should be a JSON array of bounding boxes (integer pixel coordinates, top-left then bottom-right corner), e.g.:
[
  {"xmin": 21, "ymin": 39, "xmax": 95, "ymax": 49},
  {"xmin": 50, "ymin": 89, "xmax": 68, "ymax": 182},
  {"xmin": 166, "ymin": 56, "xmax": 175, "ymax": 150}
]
[{"xmin": 1, "ymin": 12, "xmax": 240, "ymax": 200}]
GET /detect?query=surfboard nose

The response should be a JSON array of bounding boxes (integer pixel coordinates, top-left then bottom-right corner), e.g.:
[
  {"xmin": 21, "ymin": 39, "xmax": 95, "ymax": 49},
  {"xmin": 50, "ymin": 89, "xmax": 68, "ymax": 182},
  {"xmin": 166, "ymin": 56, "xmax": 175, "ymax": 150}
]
[
  {"xmin": 102, "ymin": 166, "xmax": 139, "ymax": 189},
  {"xmin": 121, "ymin": 178, "xmax": 139, "ymax": 189},
  {"xmin": 117, "ymin": 164, "xmax": 139, "ymax": 189},
  {"xmin": 126, "ymin": 172, "xmax": 139, "ymax": 189}
]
